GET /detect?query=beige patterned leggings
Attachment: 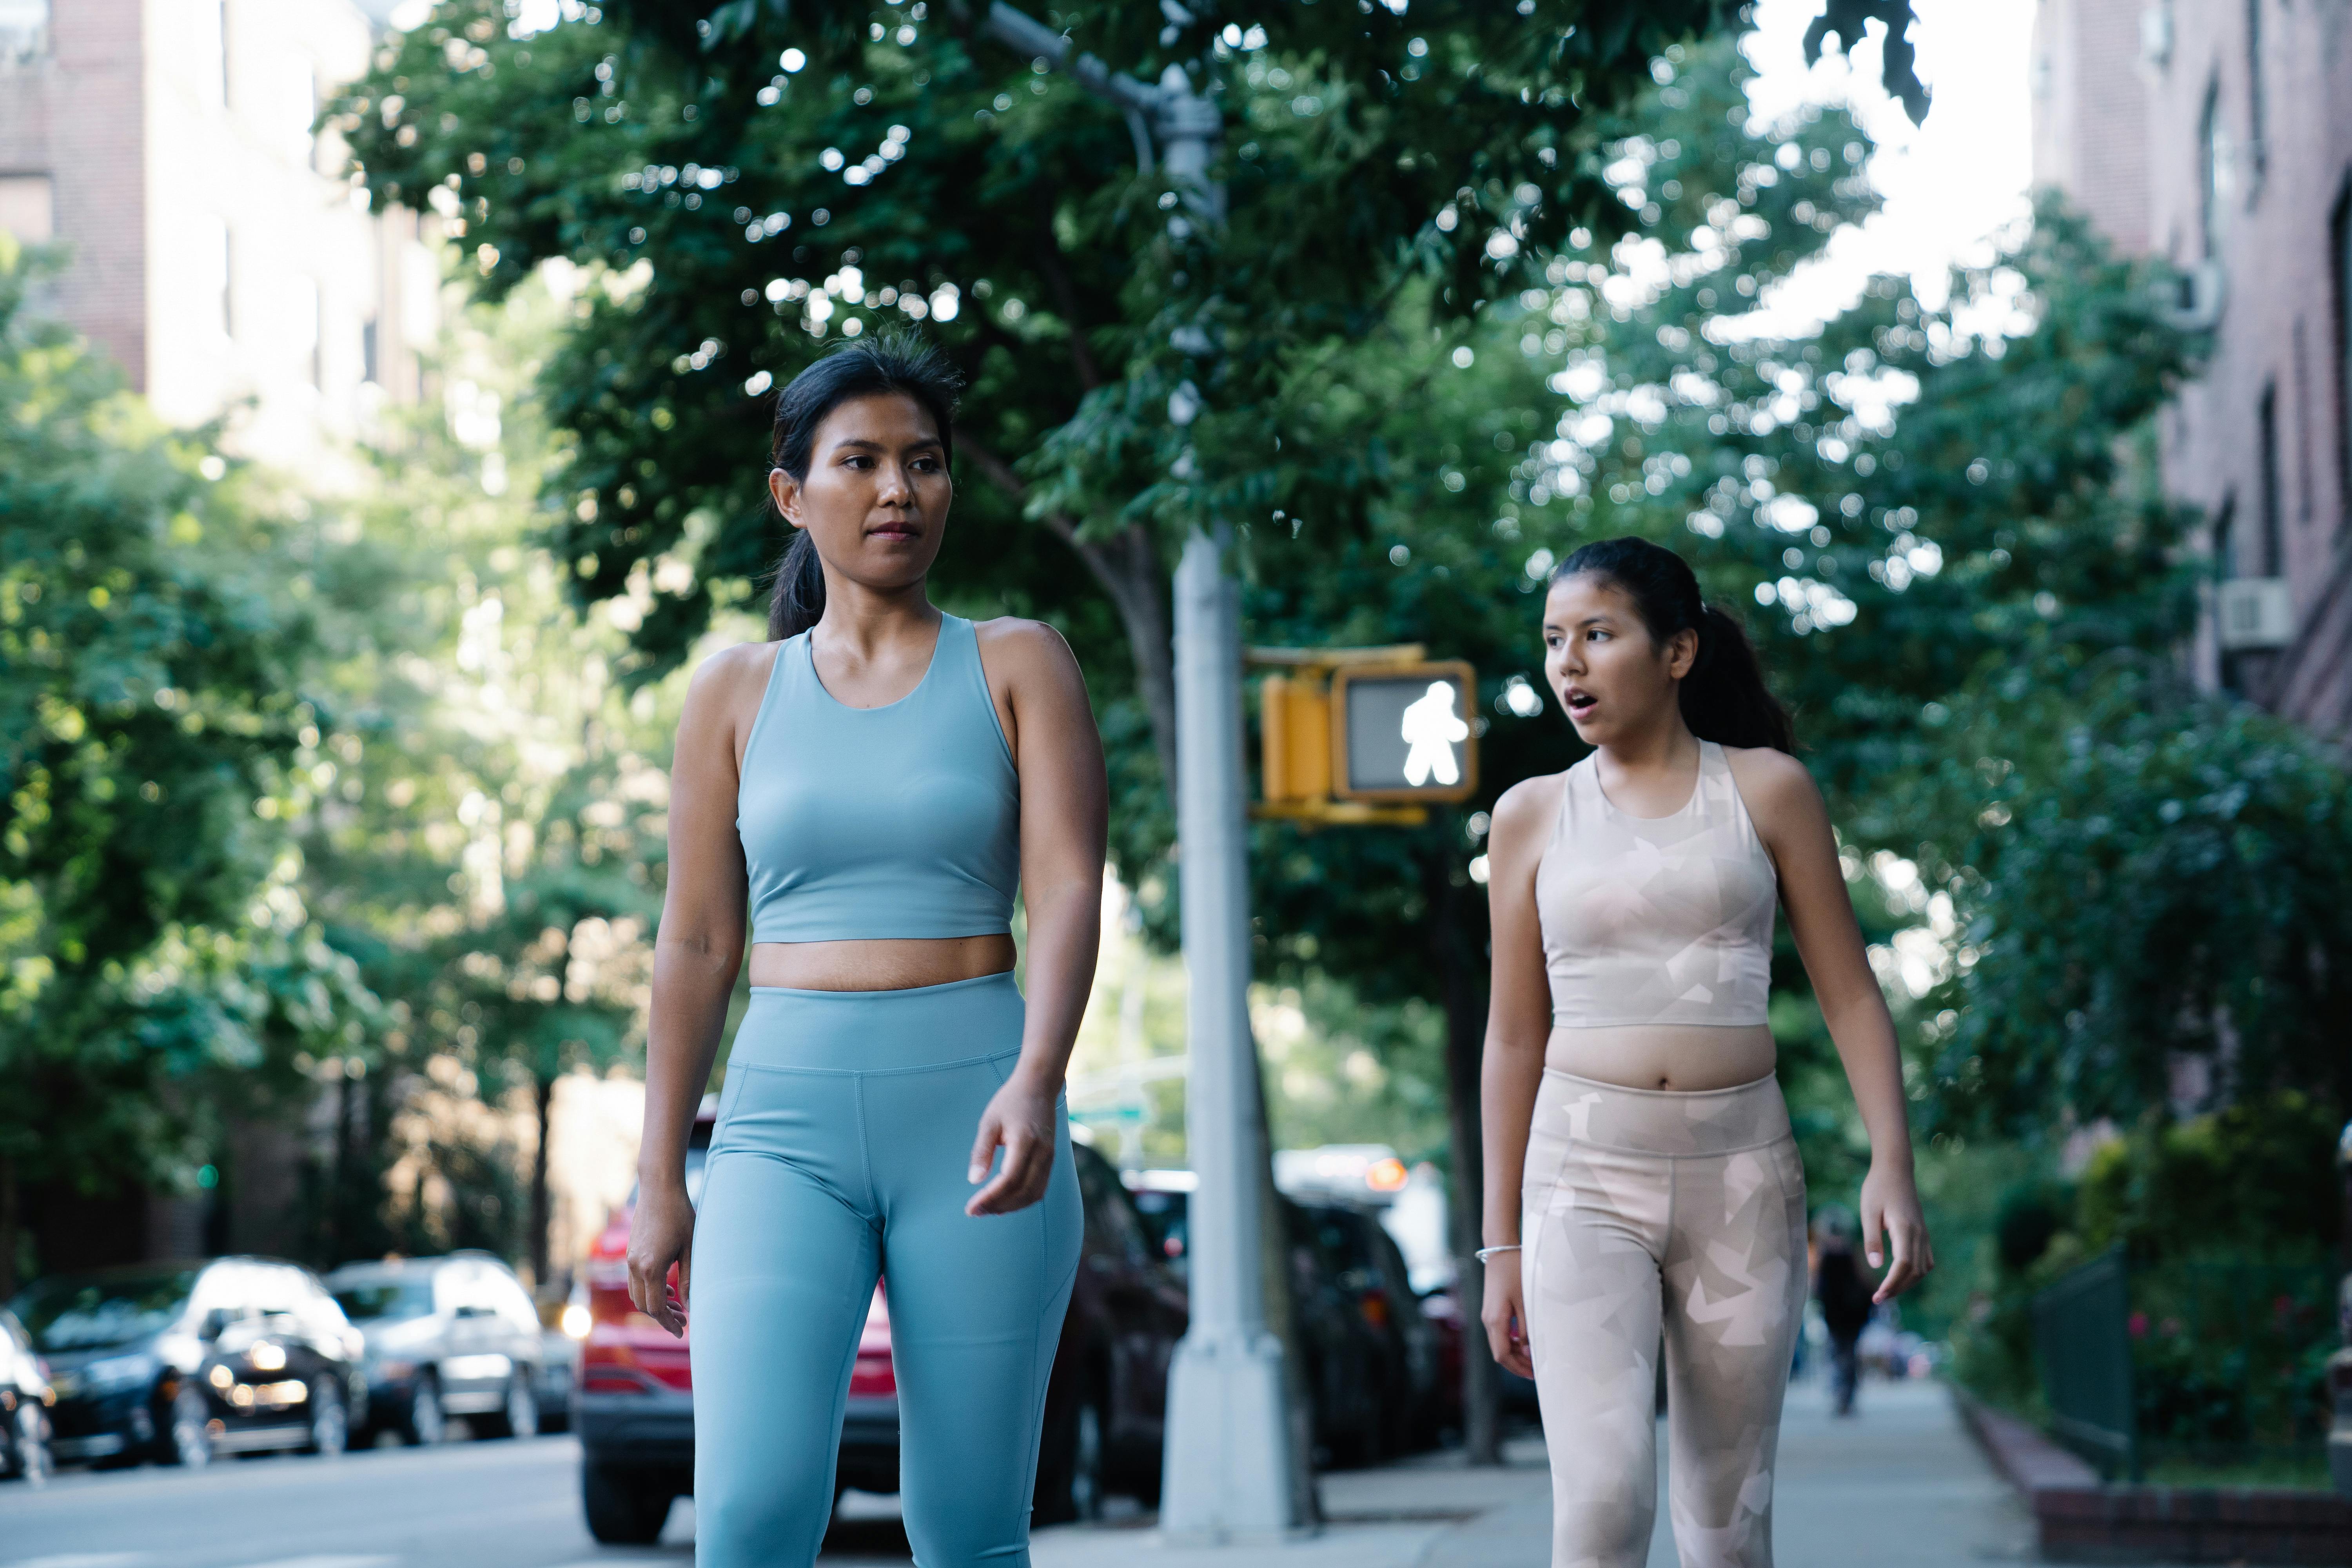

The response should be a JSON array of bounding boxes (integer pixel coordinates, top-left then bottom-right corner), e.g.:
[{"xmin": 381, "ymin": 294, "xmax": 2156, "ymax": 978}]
[{"xmin": 1521, "ymin": 1069, "xmax": 1808, "ymax": 1568}]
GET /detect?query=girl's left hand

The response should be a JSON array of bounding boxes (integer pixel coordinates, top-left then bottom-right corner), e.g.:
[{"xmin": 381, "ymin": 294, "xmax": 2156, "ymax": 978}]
[
  {"xmin": 1860, "ymin": 1160, "xmax": 1935, "ymax": 1303},
  {"xmin": 966, "ymin": 1071, "xmax": 1059, "ymax": 1216}
]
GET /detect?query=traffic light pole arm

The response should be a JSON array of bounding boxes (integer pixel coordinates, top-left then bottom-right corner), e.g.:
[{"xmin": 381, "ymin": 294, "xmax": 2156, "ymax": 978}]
[{"xmin": 958, "ymin": 1, "xmax": 1161, "ymax": 170}]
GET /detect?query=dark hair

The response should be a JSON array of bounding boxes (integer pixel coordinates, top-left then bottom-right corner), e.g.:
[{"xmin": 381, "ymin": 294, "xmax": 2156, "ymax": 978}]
[
  {"xmin": 764, "ymin": 334, "xmax": 965, "ymax": 641},
  {"xmin": 1549, "ymin": 536, "xmax": 1795, "ymax": 753}
]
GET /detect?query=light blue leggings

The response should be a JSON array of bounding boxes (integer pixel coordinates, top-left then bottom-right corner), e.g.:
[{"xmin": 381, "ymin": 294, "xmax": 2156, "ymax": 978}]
[{"xmin": 690, "ymin": 973, "xmax": 1081, "ymax": 1566}]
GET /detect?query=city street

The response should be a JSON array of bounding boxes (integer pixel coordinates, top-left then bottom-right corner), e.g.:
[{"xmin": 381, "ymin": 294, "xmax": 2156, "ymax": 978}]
[{"xmin": 0, "ymin": 1375, "xmax": 2074, "ymax": 1568}]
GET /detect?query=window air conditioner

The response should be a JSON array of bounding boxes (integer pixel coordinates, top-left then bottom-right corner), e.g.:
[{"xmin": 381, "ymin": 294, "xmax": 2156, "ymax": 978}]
[
  {"xmin": 2161, "ymin": 260, "xmax": 2226, "ymax": 332},
  {"xmin": 2216, "ymin": 576, "xmax": 2294, "ymax": 650}
]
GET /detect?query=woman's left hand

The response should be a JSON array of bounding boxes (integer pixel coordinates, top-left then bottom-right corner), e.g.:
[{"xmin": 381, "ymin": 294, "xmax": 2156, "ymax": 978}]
[
  {"xmin": 1860, "ymin": 1160, "xmax": 1935, "ymax": 1303},
  {"xmin": 966, "ymin": 1071, "xmax": 1059, "ymax": 1216}
]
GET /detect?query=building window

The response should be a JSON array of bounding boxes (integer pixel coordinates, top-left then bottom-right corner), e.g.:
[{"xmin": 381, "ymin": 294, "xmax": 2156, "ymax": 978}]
[
  {"xmin": 201, "ymin": 218, "xmax": 234, "ymax": 340},
  {"xmin": 361, "ymin": 316, "xmax": 379, "ymax": 388},
  {"xmin": 0, "ymin": 172, "xmax": 53, "ymax": 242},
  {"xmin": 2246, "ymin": 0, "xmax": 2267, "ymax": 188},
  {"xmin": 0, "ymin": 0, "xmax": 48, "ymax": 65},
  {"xmin": 2258, "ymin": 384, "xmax": 2282, "ymax": 575},
  {"xmin": 2200, "ymin": 80, "xmax": 2232, "ymax": 261},
  {"xmin": 292, "ymin": 277, "xmax": 321, "ymax": 390},
  {"xmin": 2212, "ymin": 497, "xmax": 2240, "ymax": 692}
]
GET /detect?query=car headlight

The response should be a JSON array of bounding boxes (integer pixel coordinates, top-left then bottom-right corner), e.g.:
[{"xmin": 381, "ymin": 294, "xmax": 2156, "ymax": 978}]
[{"xmin": 84, "ymin": 1353, "xmax": 156, "ymax": 1394}]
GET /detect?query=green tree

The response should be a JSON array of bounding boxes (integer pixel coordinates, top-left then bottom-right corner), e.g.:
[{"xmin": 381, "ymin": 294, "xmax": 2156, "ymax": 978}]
[
  {"xmin": 294, "ymin": 273, "xmax": 670, "ymax": 1281},
  {"xmin": 0, "ymin": 239, "xmax": 379, "ymax": 1292}
]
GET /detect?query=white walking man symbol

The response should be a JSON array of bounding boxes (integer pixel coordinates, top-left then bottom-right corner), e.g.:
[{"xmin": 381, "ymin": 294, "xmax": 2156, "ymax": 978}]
[{"xmin": 1398, "ymin": 681, "xmax": 1468, "ymax": 788}]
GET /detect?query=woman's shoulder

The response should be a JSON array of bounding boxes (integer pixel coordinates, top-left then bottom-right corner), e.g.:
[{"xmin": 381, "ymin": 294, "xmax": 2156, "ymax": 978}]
[
  {"xmin": 969, "ymin": 615, "xmax": 1080, "ymax": 679},
  {"xmin": 1490, "ymin": 769, "xmax": 1572, "ymax": 839},
  {"xmin": 689, "ymin": 637, "xmax": 788, "ymax": 692},
  {"xmin": 1717, "ymin": 744, "xmax": 1821, "ymax": 828}
]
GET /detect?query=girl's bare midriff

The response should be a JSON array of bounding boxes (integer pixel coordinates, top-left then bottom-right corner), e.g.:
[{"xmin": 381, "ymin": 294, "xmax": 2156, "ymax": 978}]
[
  {"xmin": 748, "ymin": 934, "xmax": 1017, "ymax": 992},
  {"xmin": 1545, "ymin": 1022, "xmax": 1777, "ymax": 1092}
]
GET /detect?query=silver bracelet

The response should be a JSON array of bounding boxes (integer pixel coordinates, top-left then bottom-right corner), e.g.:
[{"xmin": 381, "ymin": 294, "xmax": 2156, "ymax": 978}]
[{"xmin": 1474, "ymin": 1244, "xmax": 1521, "ymax": 1262}]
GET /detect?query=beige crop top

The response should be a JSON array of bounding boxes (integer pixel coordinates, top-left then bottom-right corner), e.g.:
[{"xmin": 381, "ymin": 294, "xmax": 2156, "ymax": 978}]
[{"xmin": 1535, "ymin": 739, "xmax": 1780, "ymax": 1028}]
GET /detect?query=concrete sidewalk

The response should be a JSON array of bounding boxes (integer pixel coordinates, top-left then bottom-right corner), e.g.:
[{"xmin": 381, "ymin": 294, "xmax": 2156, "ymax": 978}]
[{"xmin": 1032, "ymin": 1372, "xmax": 2039, "ymax": 1568}]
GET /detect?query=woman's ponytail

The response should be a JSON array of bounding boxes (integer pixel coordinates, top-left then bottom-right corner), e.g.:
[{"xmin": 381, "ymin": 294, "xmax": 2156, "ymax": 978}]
[
  {"xmin": 768, "ymin": 529, "xmax": 825, "ymax": 641},
  {"xmin": 1550, "ymin": 536, "xmax": 1795, "ymax": 754}
]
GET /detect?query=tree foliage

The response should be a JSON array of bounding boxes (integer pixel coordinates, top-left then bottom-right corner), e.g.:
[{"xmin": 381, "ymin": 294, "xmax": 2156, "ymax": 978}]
[{"xmin": 0, "ymin": 239, "xmax": 381, "ymax": 1284}]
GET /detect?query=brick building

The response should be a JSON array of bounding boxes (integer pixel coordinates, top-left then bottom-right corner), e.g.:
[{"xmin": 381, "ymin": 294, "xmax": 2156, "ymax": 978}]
[
  {"xmin": 2032, "ymin": 0, "xmax": 2352, "ymax": 737},
  {"xmin": 0, "ymin": 0, "xmax": 436, "ymax": 470}
]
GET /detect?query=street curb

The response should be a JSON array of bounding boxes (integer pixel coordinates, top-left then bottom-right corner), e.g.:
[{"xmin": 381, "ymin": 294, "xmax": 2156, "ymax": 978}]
[{"xmin": 1950, "ymin": 1384, "xmax": 2352, "ymax": 1565}]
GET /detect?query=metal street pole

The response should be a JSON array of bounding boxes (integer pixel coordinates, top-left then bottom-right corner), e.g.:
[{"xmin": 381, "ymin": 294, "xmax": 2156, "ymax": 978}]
[
  {"xmin": 1160, "ymin": 528, "xmax": 1302, "ymax": 1539},
  {"xmin": 964, "ymin": 5, "xmax": 1306, "ymax": 1536}
]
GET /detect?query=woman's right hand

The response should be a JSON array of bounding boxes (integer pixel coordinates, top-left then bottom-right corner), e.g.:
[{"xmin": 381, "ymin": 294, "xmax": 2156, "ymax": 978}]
[
  {"xmin": 626, "ymin": 1180, "xmax": 696, "ymax": 1338},
  {"xmin": 1480, "ymin": 1249, "xmax": 1534, "ymax": 1378}
]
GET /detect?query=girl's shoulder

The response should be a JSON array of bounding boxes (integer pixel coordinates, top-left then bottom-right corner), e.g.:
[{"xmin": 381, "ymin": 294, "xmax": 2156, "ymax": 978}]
[
  {"xmin": 1717, "ymin": 744, "xmax": 1822, "ymax": 834},
  {"xmin": 1490, "ymin": 769, "xmax": 1571, "ymax": 842}
]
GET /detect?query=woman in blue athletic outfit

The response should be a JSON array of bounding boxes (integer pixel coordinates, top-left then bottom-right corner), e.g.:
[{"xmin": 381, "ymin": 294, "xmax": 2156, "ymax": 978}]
[{"xmin": 626, "ymin": 338, "xmax": 1107, "ymax": 1567}]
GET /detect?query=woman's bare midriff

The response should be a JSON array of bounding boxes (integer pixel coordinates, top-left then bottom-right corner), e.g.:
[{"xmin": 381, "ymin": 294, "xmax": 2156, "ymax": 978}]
[
  {"xmin": 748, "ymin": 935, "xmax": 1017, "ymax": 992},
  {"xmin": 1544, "ymin": 1023, "xmax": 1777, "ymax": 1092}
]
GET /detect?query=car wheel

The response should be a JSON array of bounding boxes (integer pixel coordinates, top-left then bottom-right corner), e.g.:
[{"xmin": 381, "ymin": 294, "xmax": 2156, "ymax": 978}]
[
  {"xmin": 169, "ymin": 1387, "xmax": 214, "ymax": 1469},
  {"xmin": 582, "ymin": 1459, "xmax": 673, "ymax": 1545},
  {"xmin": 482, "ymin": 1371, "xmax": 537, "ymax": 1440},
  {"xmin": 304, "ymin": 1379, "xmax": 348, "ymax": 1457},
  {"xmin": 403, "ymin": 1374, "xmax": 446, "ymax": 1446},
  {"xmin": 1032, "ymin": 1369, "xmax": 1107, "ymax": 1525}
]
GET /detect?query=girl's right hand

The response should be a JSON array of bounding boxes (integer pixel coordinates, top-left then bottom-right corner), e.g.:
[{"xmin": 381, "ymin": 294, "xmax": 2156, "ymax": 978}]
[
  {"xmin": 626, "ymin": 1180, "xmax": 696, "ymax": 1338},
  {"xmin": 1480, "ymin": 1249, "xmax": 1534, "ymax": 1378}
]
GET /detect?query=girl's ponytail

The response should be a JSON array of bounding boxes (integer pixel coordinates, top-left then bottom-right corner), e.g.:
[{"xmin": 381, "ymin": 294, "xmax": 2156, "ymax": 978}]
[
  {"xmin": 1550, "ymin": 536, "xmax": 1795, "ymax": 754},
  {"xmin": 1682, "ymin": 603, "xmax": 1793, "ymax": 753}
]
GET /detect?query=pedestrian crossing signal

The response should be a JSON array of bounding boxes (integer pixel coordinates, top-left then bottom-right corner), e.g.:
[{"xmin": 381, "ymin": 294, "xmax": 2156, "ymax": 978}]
[{"xmin": 1251, "ymin": 647, "xmax": 1477, "ymax": 824}]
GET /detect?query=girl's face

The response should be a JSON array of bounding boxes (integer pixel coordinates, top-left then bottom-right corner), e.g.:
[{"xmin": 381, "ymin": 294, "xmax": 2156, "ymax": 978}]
[
  {"xmin": 1541, "ymin": 571, "xmax": 1697, "ymax": 747},
  {"xmin": 766, "ymin": 392, "xmax": 952, "ymax": 591}
]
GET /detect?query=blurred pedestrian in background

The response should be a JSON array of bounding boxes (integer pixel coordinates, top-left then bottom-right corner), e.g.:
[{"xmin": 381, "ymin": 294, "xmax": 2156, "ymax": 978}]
[{"xmin": 1813, "ymin": 1207, "xmax": 1877, "ymax": 1417}]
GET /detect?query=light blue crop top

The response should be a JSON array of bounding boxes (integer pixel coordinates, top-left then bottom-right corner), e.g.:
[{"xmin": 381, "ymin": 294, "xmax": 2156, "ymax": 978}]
[{"xmin": 737, "ymin": 613, "xmax": 1020, "ymax": 943}]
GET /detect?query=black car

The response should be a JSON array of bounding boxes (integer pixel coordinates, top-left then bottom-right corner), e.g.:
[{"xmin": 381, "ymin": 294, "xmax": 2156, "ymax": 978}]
[
  {"xmin": 1298, "ymin": 1201, "xmax": 1448, "ymax": 1456},
  {"xmin": 0, "ymin": 1307, "xmax": 52, "ymax": 1481},
  {"xmin": 325, "ymin": 1253, "xmax": 547, "ymax": 1446},
  {"xmin": 8, "ymin": 1257, "xmax": 365, "ymax": 1467}
]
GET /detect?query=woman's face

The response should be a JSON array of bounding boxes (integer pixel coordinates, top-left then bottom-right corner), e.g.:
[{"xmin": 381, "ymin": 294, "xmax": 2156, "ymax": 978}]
[
  {"xmin": 767, "ymin": 392, "xmax": 952, "ymax": 591},
  {"xmin": 1541, "ymin": 571, "xmax": 1696, "ymax": 748}
]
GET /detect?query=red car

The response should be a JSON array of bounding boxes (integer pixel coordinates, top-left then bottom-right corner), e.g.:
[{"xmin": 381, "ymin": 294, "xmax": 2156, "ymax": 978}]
[{"xmin": 573, "ymin": 1105, "xmax": 1185, "ymax": 1542}]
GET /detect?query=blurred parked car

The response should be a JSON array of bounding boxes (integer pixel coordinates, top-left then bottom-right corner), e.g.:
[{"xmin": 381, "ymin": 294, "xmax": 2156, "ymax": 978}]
[
  {"xmin": 1299, "ymin": 1201, "xmax": 1451, "ymax": 1453},
  {"xmin": 573, "ymin": 1107, "xmax": 1186, "ymax": 1543},
  {"xmin": 6, "ymin": 1258, "xmax": 365, "ymax": 1468},
  {"xmin": 1129, "ymin": 1167, "xmax": 1464, "ymax": 1461},
  {"xmin": 0, "ymin": 1306, "xmax": 52, "ymax": 1481},
  {"xmin": 325, "ymin": 1253, "xmax": 549, "ymax": 1446}
]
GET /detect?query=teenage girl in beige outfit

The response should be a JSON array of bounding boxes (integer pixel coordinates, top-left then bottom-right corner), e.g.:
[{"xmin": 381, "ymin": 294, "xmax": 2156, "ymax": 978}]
[{"xmin": 1479, "ymin": 537, "xmax": 1933, "ymax": 1567}]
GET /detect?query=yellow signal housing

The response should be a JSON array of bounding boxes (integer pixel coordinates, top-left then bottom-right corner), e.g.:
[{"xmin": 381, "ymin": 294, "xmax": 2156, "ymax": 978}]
[{"xmin": 1258, "ymin": 674, "xmax": 1332, "ymax": 803}]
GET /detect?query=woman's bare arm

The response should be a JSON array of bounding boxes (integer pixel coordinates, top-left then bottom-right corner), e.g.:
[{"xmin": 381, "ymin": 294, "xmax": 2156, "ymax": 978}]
[
  {"xmin": 1728, "ymin": 746, "xmax": 1935, "ymax": 1301},
  {"xmin": 1479, "ymin": 773, "xmax": 1563, "ymax": 1377},
  {"xmin": 966, "ymin": 619, "xmax": 1107, "ymax": 1217},
  {"xmin": 626, "ymin": 643, "xmax": 766, "ymax": 1335}
]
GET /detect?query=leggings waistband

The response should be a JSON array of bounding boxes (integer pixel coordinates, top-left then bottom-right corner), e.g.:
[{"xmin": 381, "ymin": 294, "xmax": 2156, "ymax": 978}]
[
  {"xmin": 1532, "ymin": 1067, "xmax": 1791, "ymax": 1156},
  {"xmin": 730, "ymin": 970, "xmax": 1024, "ymax": 1075}
]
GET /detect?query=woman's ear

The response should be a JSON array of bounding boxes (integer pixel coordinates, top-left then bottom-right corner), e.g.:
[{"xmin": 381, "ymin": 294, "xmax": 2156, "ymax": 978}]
[
  {"xmin": 1666, "ymin": 627, "xmax": 1700, "ymax": 682},
  {"xmin": 768, "ymin": 468, "xmax": 802, "ymax": 528}
]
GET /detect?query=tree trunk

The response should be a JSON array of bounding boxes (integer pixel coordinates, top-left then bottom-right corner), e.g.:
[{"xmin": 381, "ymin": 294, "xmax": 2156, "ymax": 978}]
[
  {"xmin": 0, "ymin": 1156, "xmax": 18, "ymax": 1300},
  {"xmin": 1432, "ymin": 847, "xmax": 1504, "ymax": 1465},
  {"xmin": 531, "ymin": 1072, "xmax": 555, "ymax": 1291}
]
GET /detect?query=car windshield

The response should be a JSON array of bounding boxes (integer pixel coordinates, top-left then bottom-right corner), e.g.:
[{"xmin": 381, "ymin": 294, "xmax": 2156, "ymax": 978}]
[
  {"xmin": 332, "ymin": 1279, "xmax": 436, "ymax": 1322},
  {"xmin": 10, "ymin": 1270, "xmax": 199, "ymax": 1352}
]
